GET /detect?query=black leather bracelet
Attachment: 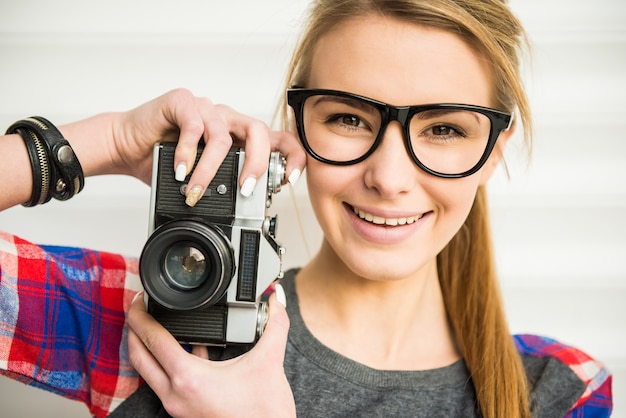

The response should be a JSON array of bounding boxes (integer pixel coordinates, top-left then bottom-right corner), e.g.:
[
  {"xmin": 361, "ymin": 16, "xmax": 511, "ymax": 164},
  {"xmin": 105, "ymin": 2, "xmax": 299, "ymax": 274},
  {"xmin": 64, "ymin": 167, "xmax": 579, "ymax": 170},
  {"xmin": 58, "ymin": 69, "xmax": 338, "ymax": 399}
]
[
  {"xmin": 10, "ymin": 127, "xmax": 53, "ymax": 206},
  {"xmin": 6, "ymin": 117, "xmax": 84, "ymax": 205}
]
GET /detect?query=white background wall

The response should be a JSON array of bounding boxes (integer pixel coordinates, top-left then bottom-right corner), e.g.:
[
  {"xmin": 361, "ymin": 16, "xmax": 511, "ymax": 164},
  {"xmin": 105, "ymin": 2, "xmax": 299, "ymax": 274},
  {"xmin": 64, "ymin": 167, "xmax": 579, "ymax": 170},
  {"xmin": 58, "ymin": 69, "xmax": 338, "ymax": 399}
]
[{"xmin": 0, "ymin": 0, "xmax": 624, "ymax": 416}]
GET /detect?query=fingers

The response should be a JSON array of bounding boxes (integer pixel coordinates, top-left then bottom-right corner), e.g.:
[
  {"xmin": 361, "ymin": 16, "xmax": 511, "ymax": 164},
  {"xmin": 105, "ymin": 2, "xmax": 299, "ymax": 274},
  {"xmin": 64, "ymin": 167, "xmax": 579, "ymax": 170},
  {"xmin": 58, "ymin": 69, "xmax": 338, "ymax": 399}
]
[
  {"xmin": 127, "ymin": 291, "xmax": 187, "ymax": 392},
  {"xmin": 182, "ymin": 103, "xmax": 237, "ymax": 199},
  {"xmin": 169, "ymin": 101, "xmax": 205, "ymax": 180},
  {"xmin": 164, "ymin": 90, "xmax": 234, "ymax": 182},
  {"xmin": 188, "ymin": 104, "xmax": 272, "ymax": 203},
  {"xmin": 226, "ymin": 107, "xmax": 272, "ymax": 195},
  {"xmin": 250, "ymin": 284, "xmax": 290, "ymax": 365},
  {"xmin": 157, "ymin": 90, "xmax": 305, "ymax": 207},
  {"xmin": 127, "ymin": 285, "xmax": 292, "ymax": 416},
  {"xmin": 127, "ymin": 326, "xmax": 170, "ymax": 390},
  {"xmin": 127, "ymin": 294, "xmax": 170, "ymax": 392},
  {"xmin": 269, "ymin": 130, "xmax": 306, "ymax": 186},
  {"xmin": 156, "ymin": 90, "xmax": 232, "ymax": 206}
]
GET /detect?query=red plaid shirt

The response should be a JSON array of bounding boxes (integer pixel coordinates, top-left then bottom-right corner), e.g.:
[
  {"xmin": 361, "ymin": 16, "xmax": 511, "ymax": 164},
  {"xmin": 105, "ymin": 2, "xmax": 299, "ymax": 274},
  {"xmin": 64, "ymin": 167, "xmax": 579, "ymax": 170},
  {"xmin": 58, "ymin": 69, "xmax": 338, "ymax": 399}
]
[
  {"xmin": 0, "ymin": 232, "xmax": 143, "ymax": 416},
  {"xmin": 0, "ymin": 232, "xmax": 612, "ymax": 417}
]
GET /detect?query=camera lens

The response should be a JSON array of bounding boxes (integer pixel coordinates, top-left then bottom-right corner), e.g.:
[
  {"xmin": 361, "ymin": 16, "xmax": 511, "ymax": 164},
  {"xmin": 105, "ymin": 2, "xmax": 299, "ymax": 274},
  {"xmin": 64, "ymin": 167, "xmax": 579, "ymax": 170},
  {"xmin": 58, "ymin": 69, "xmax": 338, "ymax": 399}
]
[
  {"xmin": 140, "ymin": 220, "xmax": 235, "ymax": 310},
  {"xmin": 163, "ymin": 243, "xmax": 208, "ymax": 290}
]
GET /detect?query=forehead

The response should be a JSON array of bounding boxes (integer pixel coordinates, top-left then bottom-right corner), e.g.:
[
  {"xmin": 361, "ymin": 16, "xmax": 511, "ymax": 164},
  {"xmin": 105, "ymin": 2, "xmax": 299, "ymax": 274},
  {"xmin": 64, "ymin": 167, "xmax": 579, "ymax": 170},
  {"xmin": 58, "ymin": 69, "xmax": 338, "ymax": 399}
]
[{"xmin": 308, "ymin": 15, "xmax": 493, "ymax": 107}]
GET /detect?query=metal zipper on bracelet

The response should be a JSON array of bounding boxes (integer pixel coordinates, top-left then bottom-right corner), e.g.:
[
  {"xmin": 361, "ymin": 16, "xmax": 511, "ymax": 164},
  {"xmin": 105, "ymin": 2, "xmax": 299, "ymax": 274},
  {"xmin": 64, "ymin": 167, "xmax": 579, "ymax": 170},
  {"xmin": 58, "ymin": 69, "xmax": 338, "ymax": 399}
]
[
  {"xmin": 25, "ymin": 117, "xmax": 49, "ymax": 131},
  {"xmin": 25, "ymin": 116, "xmax": 76, "ymax": 196},
  {"xmin": 25, "ymin": 129, "xmax": 51, "ymax": 205}
]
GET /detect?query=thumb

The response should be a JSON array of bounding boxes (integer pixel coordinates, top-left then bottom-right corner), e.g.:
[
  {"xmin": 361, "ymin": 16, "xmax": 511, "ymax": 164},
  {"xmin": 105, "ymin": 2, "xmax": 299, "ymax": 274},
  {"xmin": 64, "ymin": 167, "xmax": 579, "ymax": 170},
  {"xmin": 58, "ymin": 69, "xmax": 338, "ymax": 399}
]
[{"xmin": 251, "ymin": 283, "xmax": 290, "ymax": 362}]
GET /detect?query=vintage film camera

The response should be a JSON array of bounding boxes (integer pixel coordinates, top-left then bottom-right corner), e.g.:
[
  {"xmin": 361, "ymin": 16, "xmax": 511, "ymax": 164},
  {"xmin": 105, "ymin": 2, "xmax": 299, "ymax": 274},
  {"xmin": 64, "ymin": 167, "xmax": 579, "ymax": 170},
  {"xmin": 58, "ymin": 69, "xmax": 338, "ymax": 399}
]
[{"xmin": 139, "ymin": 142, "xmax": 285, "ymax": 346}]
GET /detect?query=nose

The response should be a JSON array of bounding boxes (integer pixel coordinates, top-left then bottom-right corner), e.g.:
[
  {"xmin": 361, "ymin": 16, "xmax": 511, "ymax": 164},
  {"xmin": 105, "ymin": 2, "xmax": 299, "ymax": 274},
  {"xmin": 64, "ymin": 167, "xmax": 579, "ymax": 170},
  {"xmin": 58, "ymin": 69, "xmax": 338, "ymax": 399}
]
[{"xmin": 363, "ymin": 122, "xmax": 418, "ymax": 199}]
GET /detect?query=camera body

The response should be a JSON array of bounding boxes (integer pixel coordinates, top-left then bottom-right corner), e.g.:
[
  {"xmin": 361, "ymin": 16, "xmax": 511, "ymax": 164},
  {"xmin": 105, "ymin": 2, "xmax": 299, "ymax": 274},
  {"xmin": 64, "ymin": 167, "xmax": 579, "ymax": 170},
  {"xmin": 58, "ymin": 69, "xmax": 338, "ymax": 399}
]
[{"xmin": 140, "ymin": 142, "xmax": 285, "ymax": 346}]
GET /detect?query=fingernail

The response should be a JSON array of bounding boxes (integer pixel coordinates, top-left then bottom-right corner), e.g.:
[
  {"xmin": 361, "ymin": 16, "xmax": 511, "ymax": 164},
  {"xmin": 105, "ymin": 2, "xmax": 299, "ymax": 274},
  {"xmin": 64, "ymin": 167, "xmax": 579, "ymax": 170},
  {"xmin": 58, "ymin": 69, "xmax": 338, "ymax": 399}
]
[
  {"xmin": 240, "ymin": 176, "xmax": 257, "ymax": 197},
  {"xmin": 288, "ymin": 168, "xmax": 301, "ymax": 186},
  {"xmin": 131, "ymin": 291, "xmax": 144, "ymax": 304},
  {"xmin": 185, "ymin": 185, "xmax": 203, "ymax": 207},
  {"xmin": 175, "ymin": 163, "xmax": 187, "ymax": 182},
  {"xmin": 274, "ymin": 283, "xmax": 287, "ymax": 308}
]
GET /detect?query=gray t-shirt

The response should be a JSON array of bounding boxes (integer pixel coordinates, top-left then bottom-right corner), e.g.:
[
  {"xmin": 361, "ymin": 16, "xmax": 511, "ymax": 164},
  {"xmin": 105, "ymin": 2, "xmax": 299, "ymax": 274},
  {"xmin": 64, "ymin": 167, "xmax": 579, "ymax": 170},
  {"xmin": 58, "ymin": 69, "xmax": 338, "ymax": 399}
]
[{"xmin": 111, "ymin": 269, "xmax": 585, "ymax": 417}]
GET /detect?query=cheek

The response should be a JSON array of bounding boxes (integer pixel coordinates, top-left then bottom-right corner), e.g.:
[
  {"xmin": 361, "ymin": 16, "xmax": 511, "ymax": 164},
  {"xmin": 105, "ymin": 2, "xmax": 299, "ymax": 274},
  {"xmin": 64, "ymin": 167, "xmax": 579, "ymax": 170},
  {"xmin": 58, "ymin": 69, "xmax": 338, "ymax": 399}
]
[
  {"xmin": 305, "ymin": 160, "xmax": 358, "ymax": 225},
  {"xmin": 427, "ymin": 176, "xmax": 481, "ymax": 231},
  {"xmin": 306, "ymin": 161, "xmax": 342, "ymax": 205}
]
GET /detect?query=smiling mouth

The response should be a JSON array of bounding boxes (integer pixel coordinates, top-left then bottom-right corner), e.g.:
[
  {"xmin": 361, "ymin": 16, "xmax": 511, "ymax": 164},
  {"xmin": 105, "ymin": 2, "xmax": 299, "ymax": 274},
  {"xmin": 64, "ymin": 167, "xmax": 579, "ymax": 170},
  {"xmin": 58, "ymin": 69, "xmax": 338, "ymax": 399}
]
[{"xmin": 352, "ymin": 206, "xmax": 426, "ymax": 226}]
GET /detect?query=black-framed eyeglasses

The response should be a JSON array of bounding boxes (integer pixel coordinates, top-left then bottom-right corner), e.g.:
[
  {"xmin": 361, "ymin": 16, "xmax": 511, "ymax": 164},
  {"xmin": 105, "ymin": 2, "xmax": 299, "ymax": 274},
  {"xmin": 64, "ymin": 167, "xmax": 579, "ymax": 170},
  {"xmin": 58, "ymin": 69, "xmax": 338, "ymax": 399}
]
[{"xmin": 287, "ymin": 88, "xmax": 513, "ymax": 178}]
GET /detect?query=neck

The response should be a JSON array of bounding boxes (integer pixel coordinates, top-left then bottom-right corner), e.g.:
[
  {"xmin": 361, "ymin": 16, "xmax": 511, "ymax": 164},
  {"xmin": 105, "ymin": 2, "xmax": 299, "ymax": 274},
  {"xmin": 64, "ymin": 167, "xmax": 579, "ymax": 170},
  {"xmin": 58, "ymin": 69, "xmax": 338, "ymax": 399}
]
[{"xmin": 296, "ymin": 241, "xmax": 461, "ymax": 370}]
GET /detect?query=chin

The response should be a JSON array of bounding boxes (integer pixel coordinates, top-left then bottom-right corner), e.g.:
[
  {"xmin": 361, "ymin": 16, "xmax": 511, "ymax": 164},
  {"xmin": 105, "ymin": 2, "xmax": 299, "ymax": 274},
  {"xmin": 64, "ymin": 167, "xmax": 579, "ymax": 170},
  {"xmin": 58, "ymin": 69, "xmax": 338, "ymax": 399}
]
[{"xmin": 342, "ymin": 250, "xmax": 436, "ymax": 283}]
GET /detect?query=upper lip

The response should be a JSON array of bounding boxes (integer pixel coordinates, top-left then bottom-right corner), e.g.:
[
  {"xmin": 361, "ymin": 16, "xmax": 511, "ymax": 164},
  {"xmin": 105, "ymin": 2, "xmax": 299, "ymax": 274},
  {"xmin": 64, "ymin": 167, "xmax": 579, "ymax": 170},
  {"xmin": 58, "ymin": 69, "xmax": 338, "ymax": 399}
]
[{"xmin": 349, "ymin": 204, "xmax": 427, "ymax": 226}]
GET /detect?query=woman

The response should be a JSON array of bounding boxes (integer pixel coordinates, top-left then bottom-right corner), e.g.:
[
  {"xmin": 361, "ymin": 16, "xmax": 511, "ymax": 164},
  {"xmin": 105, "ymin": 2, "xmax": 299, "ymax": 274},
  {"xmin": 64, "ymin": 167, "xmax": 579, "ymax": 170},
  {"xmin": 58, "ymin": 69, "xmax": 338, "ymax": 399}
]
[
  {"xmin": 133, "ymin": 1, "xmax": 608, "ymax": 416},
  {"xmin": 0, "ymin": 0, "xmax": 612, "ymax": 417}
]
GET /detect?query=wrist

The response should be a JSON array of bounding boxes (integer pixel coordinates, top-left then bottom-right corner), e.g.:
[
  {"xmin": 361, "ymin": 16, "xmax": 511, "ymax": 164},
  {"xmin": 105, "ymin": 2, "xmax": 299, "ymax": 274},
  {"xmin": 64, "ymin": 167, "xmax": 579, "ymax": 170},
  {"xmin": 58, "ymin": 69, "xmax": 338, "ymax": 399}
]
[
  {"xmin": 5, "ymin": 117, "xmax": 84, "ymax": 206},
  {"xmin": 59, "ymin": 111, "xmax": 126, "ymax": 178},
  {"xmin": 0, "ymin": 133, "xmax": 33, "ymax": 208}
]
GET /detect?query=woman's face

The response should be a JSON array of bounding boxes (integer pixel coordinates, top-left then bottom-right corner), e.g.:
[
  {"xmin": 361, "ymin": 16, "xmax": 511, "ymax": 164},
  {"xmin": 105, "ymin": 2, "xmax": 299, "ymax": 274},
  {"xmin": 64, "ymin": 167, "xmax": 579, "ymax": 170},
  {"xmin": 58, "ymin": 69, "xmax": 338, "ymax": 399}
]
[{"xmin": 303, "ymin": 15, "xmax": 506, "ymax": 282}]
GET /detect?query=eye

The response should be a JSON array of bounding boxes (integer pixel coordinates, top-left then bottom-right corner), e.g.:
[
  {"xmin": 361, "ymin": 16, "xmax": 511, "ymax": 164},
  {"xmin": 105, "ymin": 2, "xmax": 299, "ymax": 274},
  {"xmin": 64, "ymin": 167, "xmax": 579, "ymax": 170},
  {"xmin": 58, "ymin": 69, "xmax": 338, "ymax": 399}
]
[
  {"xmin": 421, "ymin": 124, "xmax": 466, "ymax": 143},
  {"xmin": 327, "ymin": 113, "xmax": 371, "ymax": 133},
  {"xmin": 431, "ymin": 125, "xmax": 456, "ymax": 136},
  {"xmin": 340, "ymin": 114, "xmax": 361, "ymax": 127}
]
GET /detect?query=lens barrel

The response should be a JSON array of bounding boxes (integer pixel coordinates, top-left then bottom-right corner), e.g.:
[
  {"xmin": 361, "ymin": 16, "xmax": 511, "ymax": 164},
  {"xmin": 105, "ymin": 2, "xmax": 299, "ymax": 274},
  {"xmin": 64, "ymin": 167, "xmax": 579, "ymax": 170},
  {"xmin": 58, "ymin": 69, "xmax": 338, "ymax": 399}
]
[{"xmin": 140, "ymin": 219, "xmax": 235, "ymax": 310}]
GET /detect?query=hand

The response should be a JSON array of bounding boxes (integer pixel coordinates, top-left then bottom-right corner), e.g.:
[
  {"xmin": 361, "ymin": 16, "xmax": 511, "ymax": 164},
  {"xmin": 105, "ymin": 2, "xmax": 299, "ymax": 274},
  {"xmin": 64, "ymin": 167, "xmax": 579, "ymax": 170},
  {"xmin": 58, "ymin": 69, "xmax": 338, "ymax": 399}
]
[
  {"xmin": 110, "ymin": 89, "xmax": 305, "ymax": 202},
  {"xmin": 2, "ymin": 89, "xmax": 306, "ymax": 210},
  {"xmin": 127, "ymin": 286, "xmax": 296, "ymax": 418}
]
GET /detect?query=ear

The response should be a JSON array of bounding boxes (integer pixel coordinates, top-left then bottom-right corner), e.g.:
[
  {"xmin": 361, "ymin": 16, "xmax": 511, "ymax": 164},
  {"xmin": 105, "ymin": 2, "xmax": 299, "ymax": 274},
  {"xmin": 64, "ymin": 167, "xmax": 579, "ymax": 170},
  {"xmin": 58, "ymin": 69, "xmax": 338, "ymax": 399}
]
[{"xmin": 479, "ymin": 126, "xmax": 515, "ymax": 185}]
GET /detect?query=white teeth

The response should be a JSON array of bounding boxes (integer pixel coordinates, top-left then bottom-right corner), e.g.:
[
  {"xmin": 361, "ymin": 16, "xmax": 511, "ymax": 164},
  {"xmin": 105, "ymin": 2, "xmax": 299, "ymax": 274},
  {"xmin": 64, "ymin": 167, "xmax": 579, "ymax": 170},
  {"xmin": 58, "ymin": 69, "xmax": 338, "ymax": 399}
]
[
  {"xmin": 385, "ymin": 218, "xmax": 398, "ymax": 226},
  {"xmin": 353, "ymin": 206, "xmax": 422, "ymax": 226}
]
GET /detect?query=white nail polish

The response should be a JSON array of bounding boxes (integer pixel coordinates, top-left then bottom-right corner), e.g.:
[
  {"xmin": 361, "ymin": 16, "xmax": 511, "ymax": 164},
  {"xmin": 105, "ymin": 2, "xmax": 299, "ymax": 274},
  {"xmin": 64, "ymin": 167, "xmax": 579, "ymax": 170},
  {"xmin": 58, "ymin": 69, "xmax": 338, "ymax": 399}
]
[
  {"xmin": 175, "ymin": 163, "xmax": 187, "ymax": 182},
  {"xmin": 274, "ymin": 283, "xmax": 287, "ymax": 308},
  {"xmin": 240, "ymin": 177, "xmax": 257, "ymax": 197},
  {"xmin": 288, "ymin": 168, "xmax": 301, "ymax": 186}
]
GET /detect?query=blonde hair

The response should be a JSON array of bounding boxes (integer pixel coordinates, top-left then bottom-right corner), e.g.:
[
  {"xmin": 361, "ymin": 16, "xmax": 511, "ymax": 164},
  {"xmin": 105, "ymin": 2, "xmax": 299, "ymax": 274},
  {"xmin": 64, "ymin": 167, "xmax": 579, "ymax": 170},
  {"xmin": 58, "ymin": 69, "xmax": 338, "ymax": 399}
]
[{"xmin": 279, "ymin": 1, "xmax": 532, "ymax": 417}]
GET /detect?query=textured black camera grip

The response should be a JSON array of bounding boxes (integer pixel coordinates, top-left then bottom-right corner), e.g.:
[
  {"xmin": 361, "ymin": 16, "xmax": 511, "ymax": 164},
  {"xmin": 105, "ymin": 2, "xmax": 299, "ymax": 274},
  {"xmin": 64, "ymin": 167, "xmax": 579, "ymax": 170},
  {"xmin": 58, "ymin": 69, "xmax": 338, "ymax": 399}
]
[
  {"xmin": 148, "ymin": 301, "xmax": 228, "ymax": 344},
  {"xmin": 155, "ymin": 144, "xmax": 239, "ymax": 220}
]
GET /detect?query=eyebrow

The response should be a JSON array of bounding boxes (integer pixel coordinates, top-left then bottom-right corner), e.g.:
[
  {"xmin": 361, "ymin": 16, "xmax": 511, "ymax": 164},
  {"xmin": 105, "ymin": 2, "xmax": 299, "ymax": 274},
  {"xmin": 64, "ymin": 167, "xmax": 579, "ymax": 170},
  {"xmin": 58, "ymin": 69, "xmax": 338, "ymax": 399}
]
[
  {"xmin": 414, "ymin": 108, "xmax": 483, "ymax": 125},
  {"xmin": 310, "ymin": 95, "xmax": 379, "ymax": 115}
]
